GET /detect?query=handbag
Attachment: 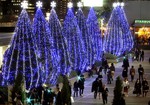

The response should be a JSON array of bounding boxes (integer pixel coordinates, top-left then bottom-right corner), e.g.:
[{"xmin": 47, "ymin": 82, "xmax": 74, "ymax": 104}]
[{"xmin": 70, "ymin": 96, "xmax": 74, "ymax": 103}]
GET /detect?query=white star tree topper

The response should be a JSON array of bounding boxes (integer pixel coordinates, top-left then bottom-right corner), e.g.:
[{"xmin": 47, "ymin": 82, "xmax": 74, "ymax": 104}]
[
  {"xmin": 67, "ymin": 2, "xmax": 73, "ymax": 8},
  {"xmin": 36, "ymin": 1, "xmax": 43, "ymax": 8},
  {"xmin": 21, "ymin": 1, "xmax": 28, "ymax": 9},
  {"xmin": 51, "ymin": 1, "xmax": 56, "ymax": 8},
  {"xmin": 77, "ymin": 2, "xmax": 83, "ymax": 8}
]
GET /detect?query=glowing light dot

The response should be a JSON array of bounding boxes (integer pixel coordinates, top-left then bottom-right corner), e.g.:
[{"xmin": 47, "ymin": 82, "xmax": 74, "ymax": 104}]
[
  {"xmin": 77, "ymin": 76, "xmax": 81, "ymax": 80},
  {"xmin": 113, "ymin": 2, "xmax": 117, "ymax": 8},
  {"xmin": 51, "ymin": 1, "xmax": 56, "ymax": 8},
  {"xmin": 21, "ymin": 1, "xmax": 28, "ymax": 9},
  {"xmin": 77, "ymin": 2, "xmax": 83, "ymax": 8},
  {"xmin": 36, "ymin": 1, "xmax": 43, "ymax": 8},
  {"xmin": 120, "ymin": 2, "xmax": 124, "ymax": 7},
  {"xmin": 68, "ymin": 2, "xmax": 73, "ymax": 8},
  {"xmin": 27, "ymin": 98, "xmax": 31, "ymax": 103},
  {"xmin": 117, "ymin": 2, "xmax": 120, "ymax": 6}
]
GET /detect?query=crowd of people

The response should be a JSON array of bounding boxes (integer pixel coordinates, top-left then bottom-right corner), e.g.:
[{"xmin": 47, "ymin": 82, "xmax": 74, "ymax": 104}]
[{"xmin": 0, "ymin": 50, "xmax": 150, "ymax": 105}]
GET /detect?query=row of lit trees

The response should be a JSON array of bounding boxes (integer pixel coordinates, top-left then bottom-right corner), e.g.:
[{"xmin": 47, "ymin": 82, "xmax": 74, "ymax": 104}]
[
  {"xmin": 1, "ymin": 1, "xmax": 103, "ymax": 90},
  {"xmin": 1, "ymin": 1, "xmax": 133, "ymax": 90}
]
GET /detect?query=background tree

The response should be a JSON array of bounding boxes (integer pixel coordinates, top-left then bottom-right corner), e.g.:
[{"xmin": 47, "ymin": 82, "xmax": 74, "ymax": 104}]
[
  {"xmin": 32, "ymin": 2, "xmax": 59, "ymax": 85},
  {"xmin": 2, "ymin": 5, "xmax": 40, "ymax": 90},
  {"xmin": 103, "ymin": 5, "xmax": 134, "ymax": 56},
  {"xmin": 11, "ymin": 73, "xmax": 26, "ymax": 105},
  {"xmin": 62, "ymin": 2, "xmax": 87, "ymax": 73},
  {"xmin": 76, "ymin": 5, "xmax": 94, "ymax": 67},
  {"xmin": 86, "ymin": 7, "xmax": 102, "ymax": 63},
  {"xmin": 49, "ymin": 2, "xmax": 71, "ymax": 75},
  {"xmin": 112, "ymin": 76, "xmax": 126, "ymax": 105}
]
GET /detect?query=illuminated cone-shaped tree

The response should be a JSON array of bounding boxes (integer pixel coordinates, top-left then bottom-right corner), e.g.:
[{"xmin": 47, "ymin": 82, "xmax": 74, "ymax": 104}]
[
  {"xmin": 2, "ymin": 5, "xmax": 40, "ymax": 90},
  {"xmin": 62, "ymin": 2, "xmax": 87, "ymax": 73},
  {"xmin": 49, "ymin": 3, "xmax": 71, "ymax": 75},
  {"xmin": 86, "ymin": 7, "xmax": 102, "ymax": 62},
  {"xmin": 76, "ymin": 6, "xmax": 94, "ymax": 67},
  {"xmin": 119, "ymin": 6, "xmax": 134, "ymax": 52},
  {"xmin": 32, "ymin": 2, "xmax": 59, "ymax": 85},
  {"xmin": 103, "ymin": 4, "xmax": 134, "ymax": 56}
]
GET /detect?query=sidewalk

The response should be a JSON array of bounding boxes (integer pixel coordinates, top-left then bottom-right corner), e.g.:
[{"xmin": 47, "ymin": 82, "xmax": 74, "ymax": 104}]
[{"xmin": 73, "ymin": 50, "xmax": 150, "ymax": 105}]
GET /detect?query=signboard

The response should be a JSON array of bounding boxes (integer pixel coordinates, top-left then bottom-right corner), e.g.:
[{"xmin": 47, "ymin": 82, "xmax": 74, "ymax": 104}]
[
  {"xmin": 135, "ymin": 20, "xmax": 150, "ymax": 24},
  {"xmin": 81, "ymin": 0, "xmax": 103, "ymax": 7}
]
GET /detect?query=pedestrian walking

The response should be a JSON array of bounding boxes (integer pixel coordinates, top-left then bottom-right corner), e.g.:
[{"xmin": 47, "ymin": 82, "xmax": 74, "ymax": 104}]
[
  {"xmin": 109, "ymin": 63, "xmax": 115, "ymax": 81},
  {"xmin": 142, "ymin": 78, "xmax": 149, "ymax": 97},
  {"xmin": 122, "ymin": 57, "xmax": 129, "ymax": 72},
  {"xmin": 73, "ymin": 80, "xmax": 78, "ymax": 97},
  {"xmin": 122, "ymin": 67, "xmax": 128, "ymax": 78},
  {"xmin": 55, "ymin": 86, "xmax": 62, "ymax": 105},
  {"xmin": 140, "ymin": 50, "xmax": 144, "ymax": 61},
  {"xmin": 138, "ymin": 64, "xmax": 144, "ymax": 81},
  {"xmin": 107, "ymin": 68, "xmax": 112, "ymax": 84},
  {"xmin": 135, "ymin": 49, "xmax": 139, "ymax": 61},
  {"xmin": 97, "ymin": 66, "xmax": 103, "ymax": 79},
  {"xmin": 102, "ymin": 85, "xmax": 109, "ymax": 105},
  {"xmin": 98, "ymin": 78, "xmax": 103, "ymax": 99},
  {"xmin": 134, "ymin": 79, "xmax": 142, "ymax": 97},
  {"xmin": 78, "ymin": 74, "xmax": 85, "ymax": 96},
  {"xmin": 91, "ymin": 78, "xmax": 99, "ymax": 99},
  {"xmin": 123, "ymin": 78, "xmax": 130, "ymax": 97},
  {"xmin": 102, "ymin": 58, "xmax": 108, "ymax": 74},
  {"xmin": 130, "ymin": 66, "xmax": 135, "ymax": 82}
]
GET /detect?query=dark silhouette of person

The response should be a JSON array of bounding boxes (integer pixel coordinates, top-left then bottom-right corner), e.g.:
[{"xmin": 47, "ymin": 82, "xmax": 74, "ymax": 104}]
[
  {"xmin": 122, "ymin": 57, "xmax": 129, "ymax": 72},
  {"xmin": 138, "ymin": 64, "xmax": 144, "ymax": 81},
  {"xmin": 78, "ymin": 74, "xmax": 85, "ymax": 96},
  {"xmin": 91, "ymin": 78, "xmax": 99, "ymax": 99},
  {"xmin": 102, "ymin": 85, "xmax": 109, "ymax": 105},
  {"xmin": 55, "ymin": 87, "xmax": 62, "ymax": 105},
  {"xmin": 140, "ymin": 50, "xmax": 144, "ymax": 61},
  {"xmin": 73, "ymin": 80, "xmax": 78, "ymax": 97}
]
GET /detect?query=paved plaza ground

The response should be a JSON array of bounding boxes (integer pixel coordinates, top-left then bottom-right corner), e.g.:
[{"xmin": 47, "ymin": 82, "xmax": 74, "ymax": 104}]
[{"xmin": 72, "ymin": 50, "xmax": 150, "ymax": 105}]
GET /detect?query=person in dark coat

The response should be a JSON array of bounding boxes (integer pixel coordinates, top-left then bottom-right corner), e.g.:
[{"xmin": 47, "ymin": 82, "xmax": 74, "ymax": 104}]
[
  {"xmin": 107, "ymin": 68, "xmax": 112, "ymax": 84},
  {"xmin": 138, "ymin": 64, "xmax": 144, "ymax": 81},
  {"xmin": 55, "ymin": 87, "xmax": 62, "ymax": 105},
  {"xmin": 98, "ymin": 66, "xmax": 103, "ymax": 79},
  {"xmin": 102, "ymin": 58, "xmax": 108, "ymax": 74},
  {"xmin": 91, "ymin": 78, "xmax": 99, "ymax": 99},
  {"xmin": 78, "ymin": 74, "xmax": 85, "ymax": 96},
  {"xmin": 142, "ymin": 78, "xmax": 149, "ymax": 97},
  {"xmin": 134, "ymin": 79, "xmax": 142, "ymax": 97},
  {"xmin": 102, "ymin": 85, "xmax": 109, "ymax": 105},
  {"xmin": 122, "ymin": 67, "xmax": 128, "ymax": 78},
  {"xmin": 109, "ymin": 63, "xmax": 115, "ymax": 81},
  {"xmin": 140, "ymin": 50, "xmax": 144, "ymax": 61},
  {"xmin": 73, "ymin": 80, "xmax": 78, "ymax": 97},
  {"xmin": 122, "ymin": 57, "xmax": 129, "ymax": 72},
  {"xmin": 98, "ymin": 79, "xmax": 103, "ymax": 99}
]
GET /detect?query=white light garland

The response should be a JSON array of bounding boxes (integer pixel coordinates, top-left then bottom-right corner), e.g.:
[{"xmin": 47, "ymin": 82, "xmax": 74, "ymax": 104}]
[
  {"xmin": 21, "ymin": 1, "xmax": 28, "ymax": 9},
  {"xmin": 113, "ymin": 2, "xmax": 124, "ymax": 8},
  {"xmin": 51, "ymin": 1, "xmax": 56, "ymax": 8},
  {"xmin": 68, "ymin": 2, "xmax": 73, "ymax": 8},
  {"xmin": 36, "ymin": 1, "xmax": 43, "ymax": 8}
]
